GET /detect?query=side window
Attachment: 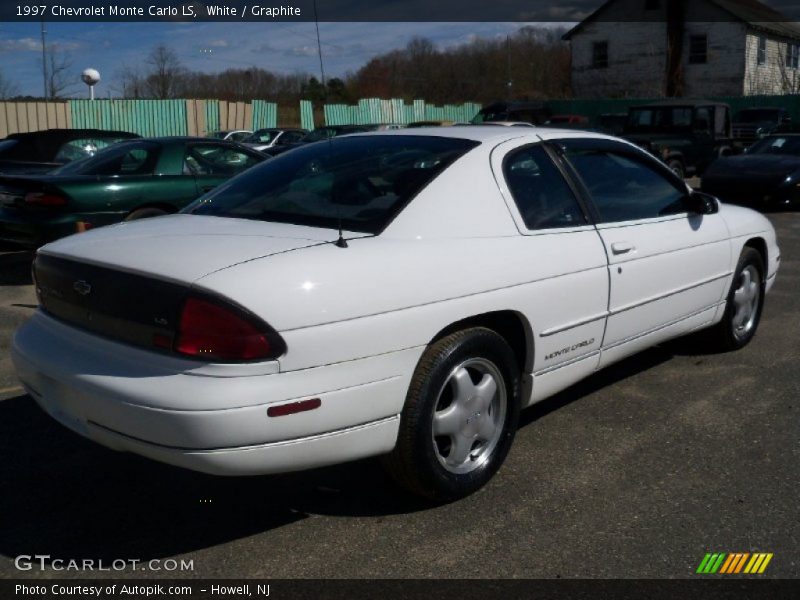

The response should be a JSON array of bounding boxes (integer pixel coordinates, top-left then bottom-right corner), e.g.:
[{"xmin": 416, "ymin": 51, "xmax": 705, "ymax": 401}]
[
  {"xmin": 565, "ymin": 148, "xmax": 686, "ymax": 223},
  {"xmin": 592, "ymin": 41, "xmax": 609, "ymax": 69},
  {"xmin": 88, "ymin": 144, "xmax": 159, "ymax": 176},
  {"xmin": 54, "ymin": 138, "xmax": 115, "ymax": 163},
  {"xmin": 694, "ymin": 107, "xmax": 712, "ymax": 132},
  {"xmin": 184, "ymin": 144, "xmax": 261, "ymax": 176},
  {"xmin": 229, "ymin": 131, "xmax": 251, "ymax": 142},
  {"xmin": 282, "ymin": 132, "xmax": 303, "ymax": 144},
  {"xmin": 503, "ymin": 145, "xmax": 586, "ymax": 230}
]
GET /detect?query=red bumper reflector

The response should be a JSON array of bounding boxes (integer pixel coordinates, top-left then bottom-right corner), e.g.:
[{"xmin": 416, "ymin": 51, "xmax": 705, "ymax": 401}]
[{"xmin": 267, "ymin": 398, "xmax": 321, "ymax": 418}]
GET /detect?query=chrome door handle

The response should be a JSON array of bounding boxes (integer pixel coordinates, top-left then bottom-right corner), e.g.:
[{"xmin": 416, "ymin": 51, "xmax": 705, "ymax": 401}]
[{"xmin": 611, "ymin": 242, "xmax": 635, "ymax": 254}]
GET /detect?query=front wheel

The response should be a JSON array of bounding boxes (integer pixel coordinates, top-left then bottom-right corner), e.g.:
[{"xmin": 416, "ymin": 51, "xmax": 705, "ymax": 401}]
[
  {"xmin": 707, "ymin": 247, "xmax": 765, "ymax": 351},
  {"xmin": 383, "ymin": 327, "xmax": 520, "ymax": 501}
]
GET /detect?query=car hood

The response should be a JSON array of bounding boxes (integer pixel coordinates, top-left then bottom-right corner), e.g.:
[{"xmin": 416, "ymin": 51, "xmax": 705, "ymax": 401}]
[
  {"xmin": 704, "ymin": 154, "xmax": 800, "ymax": 183},
  {"xmin": 38, "ymin": 214, "xmax": 369, "ymax": 283}
]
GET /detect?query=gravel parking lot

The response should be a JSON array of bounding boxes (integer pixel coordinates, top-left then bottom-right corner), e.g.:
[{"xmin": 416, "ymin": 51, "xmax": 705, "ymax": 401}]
[{"xmin": 0, "ymin": 213, "xmax": 797, "ymax": 579}]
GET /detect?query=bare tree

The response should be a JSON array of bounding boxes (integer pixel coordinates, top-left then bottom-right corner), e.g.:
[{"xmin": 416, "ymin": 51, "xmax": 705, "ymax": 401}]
[
  {"xmin": 0, "ymin": 70, "xmax": 19, "ymax": 99},
  {"xmin": 45, "ymin": 43, "xmax": 76, "ymax": 99},
  {"xmin": 114, "ymin": 63, "xmax": 146, "ymax": 99},
  {"xmin": 144, "ymin": 44, "xmax": 184, "ymax": 99}
]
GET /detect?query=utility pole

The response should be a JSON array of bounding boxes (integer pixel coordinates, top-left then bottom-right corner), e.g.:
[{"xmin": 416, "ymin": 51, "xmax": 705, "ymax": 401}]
[
  {"xmin": 506, "ymin": 35, "xmax": 513, "ymax": 101},
  {"xmin": 40, "ymin": 18, "xmax": 47, "ymax": 100}
]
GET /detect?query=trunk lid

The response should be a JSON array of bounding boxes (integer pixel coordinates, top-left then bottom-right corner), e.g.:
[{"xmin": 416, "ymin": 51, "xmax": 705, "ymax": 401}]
[
  {"xmin": 34, "ymin": 214, "xmax": 367, "ymax": 357},
  {"xmin": 39, "ymin": 213, "xmax": 362, "ymax": 283}
]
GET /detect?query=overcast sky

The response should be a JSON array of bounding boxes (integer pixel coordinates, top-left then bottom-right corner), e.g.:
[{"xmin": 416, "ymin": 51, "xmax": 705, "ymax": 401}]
[{"xmin": 0, "ymin": 22, "xmax": 563, "ymax": 98}]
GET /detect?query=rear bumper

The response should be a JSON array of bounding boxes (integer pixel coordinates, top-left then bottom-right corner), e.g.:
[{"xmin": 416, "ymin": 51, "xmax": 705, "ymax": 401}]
[{"xmin": 12, "ymin": 311, "xmax": 417, "ymax": 475}]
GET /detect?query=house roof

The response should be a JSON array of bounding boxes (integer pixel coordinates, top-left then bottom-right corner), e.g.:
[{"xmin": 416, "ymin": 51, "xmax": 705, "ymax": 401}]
[{"xmin": 562, "ymin": 0, "xmax": 800, "ymax": 41}]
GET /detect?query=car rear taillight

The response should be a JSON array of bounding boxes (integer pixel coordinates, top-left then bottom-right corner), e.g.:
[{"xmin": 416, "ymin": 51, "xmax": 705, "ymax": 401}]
[
  {"xmin": 24, "ymin": 191, "xmax": 67, "ymax": 207},
  {"xmin": 174, "ymin": 296, "xmax": 284, "ymax": 362}
]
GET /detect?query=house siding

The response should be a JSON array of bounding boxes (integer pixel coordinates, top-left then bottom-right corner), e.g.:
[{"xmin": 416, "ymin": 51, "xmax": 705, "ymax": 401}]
[
  {"xmin": 571, "ymin": 21, "xmax": 667, "ymax": 98},
  {"xmin": 681, "ymin": 22, "xmax": 748, "ymax": 97},
  {"xmin": 568, "ymin": 0, "xmax": 797, "ymax": 98},
  {"xmin": 743, "ymin": 31, "xmax": 800, "ymax": 95}
]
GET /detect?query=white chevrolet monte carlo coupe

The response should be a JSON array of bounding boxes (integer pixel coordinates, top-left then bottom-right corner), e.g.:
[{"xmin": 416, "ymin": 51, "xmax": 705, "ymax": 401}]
[{"xmin": 12, "ymin": 127, "xmax": 779, "ymax": 500}]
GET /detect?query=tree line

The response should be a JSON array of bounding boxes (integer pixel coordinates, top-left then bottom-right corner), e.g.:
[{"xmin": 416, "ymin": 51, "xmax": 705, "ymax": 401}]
[{"xmin": 0, "ymin": 26, "xmax": 572, "ymax": 104}]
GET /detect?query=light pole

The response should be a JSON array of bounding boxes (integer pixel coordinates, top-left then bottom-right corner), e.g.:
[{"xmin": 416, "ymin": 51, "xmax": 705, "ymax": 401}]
[{"xmin": 40, "ymin": 18, "xmax": 47, "ymax": 100}]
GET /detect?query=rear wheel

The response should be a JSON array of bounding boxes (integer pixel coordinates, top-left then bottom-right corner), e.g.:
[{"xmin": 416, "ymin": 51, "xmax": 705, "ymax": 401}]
[
  {"xmin": 383, "ymin": 327, "xmax": 520, "ymax": 501},
  {"xmin": 125, "ymin": 207, "xmax": 168, "ymax": 221},
  {"xmin": 707, "ymin": 247, "xmax": 765, "ymax": 351}
]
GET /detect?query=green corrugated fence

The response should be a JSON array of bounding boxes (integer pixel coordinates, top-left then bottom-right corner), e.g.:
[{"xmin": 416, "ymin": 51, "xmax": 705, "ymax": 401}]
[
  {"xmin": 70, "ymin": 99, "xmax": 188, "ymax": 136},
  {"xmin": 252, "ymin": 100, "xmax": 278, "ymax": 129},
  {"xmin": 299, "ymin": 100, "xmax": 315, "ymax": 131},
  {"xmin": 68, "ymin": 99, "xmax": 278, "ymax": 137},
  {"xmin": 320, "ymin": 99, "xmax": 482, "ymax": 126}
]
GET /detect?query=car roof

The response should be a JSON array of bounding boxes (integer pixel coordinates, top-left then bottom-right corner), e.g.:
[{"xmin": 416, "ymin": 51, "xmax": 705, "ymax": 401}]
[
  {"xmin": 118, "ymin": 136, "xmax": 252, "ymax": 145},
  {"xmin": 6, "ymin": 128, "xmax": 138, "ymax": 140},
  {"xmin": 353, "ymin": 125, "xmax": 611, "ymax": 144}
]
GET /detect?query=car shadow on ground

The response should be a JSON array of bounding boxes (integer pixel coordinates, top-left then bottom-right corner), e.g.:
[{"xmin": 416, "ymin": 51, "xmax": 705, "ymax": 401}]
[
  {"xmin": 0, "ymin": 344, "xmax": 684, "ymax": 566},
  {"xmin": 0, "ymin": 250, "xmax": 34, "ymax": 286}
]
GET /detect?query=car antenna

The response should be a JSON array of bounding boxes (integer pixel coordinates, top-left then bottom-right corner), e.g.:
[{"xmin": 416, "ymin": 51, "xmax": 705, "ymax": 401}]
[
  {"xmin": 335, "ymin": 211, "xmax": 348, "ymax": 248},
  {"xmin": 313, "ymin": 0, "xmax": 347, "ymax": 249}
]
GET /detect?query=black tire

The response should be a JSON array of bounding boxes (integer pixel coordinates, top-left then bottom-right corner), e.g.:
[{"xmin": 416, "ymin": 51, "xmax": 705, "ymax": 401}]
[
  {"xmin": 706, "ymin": 247, "xmax": 765, "ymax": 351},
  {"xmin": 124, "ymin": 207, "xmax": 168, "ymax": 221},
  {"xmin": 383, "ymin": 327, "xmax": 520, "ymax": 501},
  {"xmin": 667, "ymin": 158, "xmax": 685, "ymax": 179}
]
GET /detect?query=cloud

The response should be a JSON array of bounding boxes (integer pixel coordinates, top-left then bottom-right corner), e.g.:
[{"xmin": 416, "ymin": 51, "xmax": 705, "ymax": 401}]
[
  {"xmin": 286, "ymin": 45, "xmax": 318, "ymax": 57},
  {"xmin": 0, "ymin": 37, "xmax": 42, "ymax": 52},
  {"xmin": 208, "ymin": 39, "xmax": 228, "ymax": 47}
]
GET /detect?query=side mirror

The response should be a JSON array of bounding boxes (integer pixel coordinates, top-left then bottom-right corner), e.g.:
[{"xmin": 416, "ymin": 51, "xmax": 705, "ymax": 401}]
[{"xmin": 685, "ymin": 190, "xmax": 719, "ymax": 215}]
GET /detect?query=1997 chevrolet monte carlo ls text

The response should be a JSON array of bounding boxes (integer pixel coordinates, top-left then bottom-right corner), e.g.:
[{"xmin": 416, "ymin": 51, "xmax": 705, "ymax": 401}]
[{"xmin": 12, "ymin": 128, "xmax": 779, "ymax": 500}]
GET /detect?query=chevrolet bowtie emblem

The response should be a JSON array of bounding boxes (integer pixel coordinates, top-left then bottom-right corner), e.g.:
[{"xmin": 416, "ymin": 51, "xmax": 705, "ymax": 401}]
[{"xmin": 73, "ymin": 280, "xmax": 92, "ymax": 296}]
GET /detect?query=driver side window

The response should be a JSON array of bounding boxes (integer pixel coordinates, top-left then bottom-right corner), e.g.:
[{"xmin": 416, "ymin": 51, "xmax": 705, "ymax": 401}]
[{"xmin": 564, "ymin": 148, "xmax": 686, "ymax": 223}]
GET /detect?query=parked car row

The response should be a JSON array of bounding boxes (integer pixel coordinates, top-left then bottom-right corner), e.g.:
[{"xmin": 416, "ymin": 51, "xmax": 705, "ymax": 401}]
[{"xmin": 0, "ymin": 135, "xmax": 267, "ymax": 247}]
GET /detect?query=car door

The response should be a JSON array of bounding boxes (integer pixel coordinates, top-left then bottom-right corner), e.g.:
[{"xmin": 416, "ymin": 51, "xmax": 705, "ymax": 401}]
[
  {"xmin": 184, "ymin": 142, "xmax": 264, "ymax": 195},
  {"xmin": 557, "ymin": 138, "xmax": 731, "ymax": 368},
  {"xmin": 492, "ymin": 140, "xmax": 610, "ymax": 403}
]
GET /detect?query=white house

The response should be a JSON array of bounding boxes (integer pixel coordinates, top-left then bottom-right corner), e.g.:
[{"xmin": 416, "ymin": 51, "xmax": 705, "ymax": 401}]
[{"xmin": 563, "ymin": 0, "xmax": 800, "ymax": 98}]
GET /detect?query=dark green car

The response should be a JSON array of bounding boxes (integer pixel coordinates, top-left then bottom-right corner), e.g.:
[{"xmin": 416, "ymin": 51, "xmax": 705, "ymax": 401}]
[{"xmin": 0, "ymin": 137, "xmax": 267, "ymax": 248}]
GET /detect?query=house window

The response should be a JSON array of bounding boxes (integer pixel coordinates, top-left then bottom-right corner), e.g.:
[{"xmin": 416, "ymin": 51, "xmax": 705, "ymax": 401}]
[
  {"xmin": 757, "ymin": 36, "xmax": 767, "ymax": 65},
  {"xmin": 592, "ymin": 41, "xmax": 609, "ymax": 69},
  {"xmin": 786, "ymin": 43, "xmax": 799, "ymax": 69},
  {"xmin": 689, "ymin": 35, "xmax": 708, "ymax": 64},
  {"xmin": 645, "ymin": 0, "xmax": 660, "ymax": 9}
]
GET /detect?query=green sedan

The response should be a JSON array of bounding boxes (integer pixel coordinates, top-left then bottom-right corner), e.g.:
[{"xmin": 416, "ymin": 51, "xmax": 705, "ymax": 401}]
[{"xmin": 0, "ymin": 137, "xmax": 267, "ymax": 248}]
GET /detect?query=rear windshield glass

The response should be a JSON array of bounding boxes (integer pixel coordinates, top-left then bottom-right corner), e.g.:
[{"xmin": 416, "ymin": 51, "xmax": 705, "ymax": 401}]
[
  {"xmin": 244, "ymin": 129, "xmax": 278, "ymax": 143},
  {"xmin": 183, "ymin": 135, "xmax": 479, "ymax": 234},
  {"xmin": 53, "ymin": 141, "xmax": 161, "ymax": 175}
]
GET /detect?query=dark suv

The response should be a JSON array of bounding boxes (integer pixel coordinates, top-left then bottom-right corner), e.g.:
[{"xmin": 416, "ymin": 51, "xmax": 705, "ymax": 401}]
[
  {"xmin": 472, "ymin": 102, "xmax": 552, "ymax": 126},
  {"xmin": 732, "ymin": 107, "xmax": 791, "ymax": 147},
  {"xmin": 622, "ymin": 101, "xmax": 733, "ymax": 178}
]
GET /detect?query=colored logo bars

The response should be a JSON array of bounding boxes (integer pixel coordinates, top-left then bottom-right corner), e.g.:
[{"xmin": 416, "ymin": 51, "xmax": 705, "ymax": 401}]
[{"xmin": 696, "ymin": 553, "xmax": 773, "ymax": 574}]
